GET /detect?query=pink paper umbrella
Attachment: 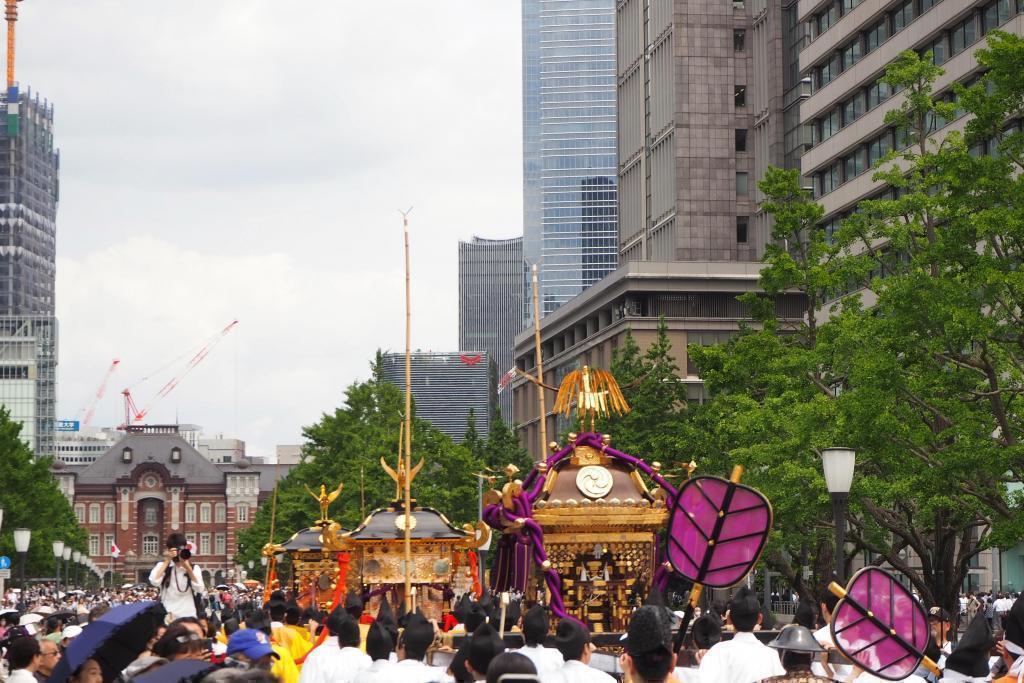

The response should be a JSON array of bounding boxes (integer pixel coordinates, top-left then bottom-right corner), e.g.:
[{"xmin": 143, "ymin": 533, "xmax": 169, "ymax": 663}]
[
  {"xmin": 666, "ymin": 467, "xmax": 773, "ymax": 588},
  {"xmin": 829, "ymin": 567, "xmax": 940, "ymax": 681}
]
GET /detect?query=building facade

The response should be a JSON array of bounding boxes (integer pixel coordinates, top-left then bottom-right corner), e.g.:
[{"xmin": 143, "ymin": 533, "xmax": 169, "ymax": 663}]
[
  {"xmin": 0, "ymin": 87, "xmax": 60, "ymax": 458},
  {"xmin": 53, "ymin": 425, "xmax": 283, "ymax": 584},
  {"xmin": 616, "ymin": 0, "xmax": 790, "ymax": 264},
  {"xmin": 523, "ymin": 0, "xmax": 619, "ymax": 319},
  {"xmin": 458, "ymin": 236, "xmax": 524, "ymax": 422},
  {"xmin": 379, "ymin": 351, "xmax": 490, "ymax": 442}
]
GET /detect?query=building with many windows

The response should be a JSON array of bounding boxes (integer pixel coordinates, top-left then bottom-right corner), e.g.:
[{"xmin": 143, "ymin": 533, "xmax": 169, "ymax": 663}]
[
  {"xmin": 523, "ymin": 0, "xmax": 619, "ymax": 319},
  {"xmin": 379, "ymin": 351, "xmax": 490, "ymax": 442},
  {"xmin": 0, "ymin": 86, "xmax": 60, "ymax": 458},
  {"xmin": 458, "ymin": 236, "xmax": 523, "ymax": 422},
  {"xmin": 52, "ymin": 425, "xmax": 288, "ymax": 584}
]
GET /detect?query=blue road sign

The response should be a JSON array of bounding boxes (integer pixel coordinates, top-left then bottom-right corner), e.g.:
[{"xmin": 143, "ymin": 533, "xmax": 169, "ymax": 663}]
[
  {"xmin": 56, "ymin": 420, "xmax": 80, "ymax": 432},
  {"xmin": 0, "ymin": 556, "xmax": 10, "ymax": 570}
]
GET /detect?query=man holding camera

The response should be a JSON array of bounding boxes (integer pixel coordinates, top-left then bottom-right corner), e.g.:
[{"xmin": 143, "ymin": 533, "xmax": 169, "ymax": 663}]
[{"xmin": 149, "ymin": 532, "xmax": 205, "ymax": 620}]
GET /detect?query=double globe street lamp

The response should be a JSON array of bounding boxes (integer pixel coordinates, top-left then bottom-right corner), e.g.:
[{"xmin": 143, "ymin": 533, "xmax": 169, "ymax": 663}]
[
  {"xmin": 821, "ymin": 447, "xmax": 857, "ymax": 584},
  {"xmin": 52, "ymin": 540, "xmax": 64, "ymax": 594}
]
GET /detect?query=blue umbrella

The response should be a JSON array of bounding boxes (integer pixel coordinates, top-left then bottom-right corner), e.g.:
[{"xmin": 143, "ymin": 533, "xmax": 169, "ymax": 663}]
[
  {"xmin": 46, "ymin": 601, "xmax": 166, "ymax": 683},
  {"xmin": 131, "ymin": 660, "xmax": 217, "ymax": 683}
]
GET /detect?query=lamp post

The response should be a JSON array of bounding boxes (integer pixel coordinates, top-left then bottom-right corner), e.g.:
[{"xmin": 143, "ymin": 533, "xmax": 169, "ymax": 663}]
[
  {"xmin": 62, "ymin": 546, "xmax": 72, "ymax": 590},
  {"xmin": 13, "ymin": 528, "xmax": 30, "ymax": 593},
  {"xmin": 72, "ymin": 551, "xmax": 81, "ymax": 587},
  {"xmin": 52, "ymin": 541, "xmax": 64, "ymax": 595},
  {"xmin": 821, "ymin": 447, "xmax": 856, "ymax": 584}
]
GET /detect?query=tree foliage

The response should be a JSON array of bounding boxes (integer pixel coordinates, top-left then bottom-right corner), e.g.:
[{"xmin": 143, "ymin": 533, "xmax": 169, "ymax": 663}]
[
  {"xmin": 235, "ymin": 353, "xmax": 485, "ymax": 567},
  {"xmin": 0, "ymin": 408, "xmax": 87, "ymax": 579},
  {"xmin": 686, "ymin": 40, "xmax": 1024, "ymax": 611}
]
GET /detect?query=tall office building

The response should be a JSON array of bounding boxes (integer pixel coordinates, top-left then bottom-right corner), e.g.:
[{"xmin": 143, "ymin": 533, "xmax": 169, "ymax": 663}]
[
  {"xmin": 0, "ymin": 86, "xmax": 59, "ymax": 458},
  {"xmin": 379, "ymin": 351, "xmax": 491, "ymax": 443},
  {"xmin": 458, "ymin": 236, "xmax": 523, "ymax": 423},
  {"xmin": 523, "ymin": 0, "xmax": 619, "ymax": 320},
  {"xmin": 617, "ymin": 0, "xmax": 788, "ymax": 263}
]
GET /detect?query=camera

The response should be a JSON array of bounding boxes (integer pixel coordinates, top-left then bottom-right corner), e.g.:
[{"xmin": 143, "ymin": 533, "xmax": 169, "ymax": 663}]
[{"xmin": 174, "ymin": 547, "xmax": 192, "ymax": 562}]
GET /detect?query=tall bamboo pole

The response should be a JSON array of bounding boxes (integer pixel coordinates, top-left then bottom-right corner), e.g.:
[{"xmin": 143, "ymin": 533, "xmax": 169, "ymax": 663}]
[
  {"xmin": 531, "ymin": 265, "xmax": 547, "ymax": 453},
  {"xmin": 401, "ymin": 209, "xmax": 414, "ymax": 611}
]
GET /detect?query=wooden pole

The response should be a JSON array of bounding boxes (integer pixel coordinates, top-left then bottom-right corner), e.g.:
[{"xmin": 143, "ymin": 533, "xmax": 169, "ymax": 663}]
[
  {"xmin": 531, "ymin": 265, "xmax": 547, "ymax": 455},
  {"xmin": 401, "ymin": 208, "xmax": 414, "ymax": 611}
]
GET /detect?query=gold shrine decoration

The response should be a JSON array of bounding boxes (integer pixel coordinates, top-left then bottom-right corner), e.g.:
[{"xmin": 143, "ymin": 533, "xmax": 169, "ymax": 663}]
[
  {"xmin": 305, "ymin": 483, "xmax": 344, "ymax": 524},
  {"xmin": 553, "ymin": 366, "xmax": 630, "ymax": 431}
]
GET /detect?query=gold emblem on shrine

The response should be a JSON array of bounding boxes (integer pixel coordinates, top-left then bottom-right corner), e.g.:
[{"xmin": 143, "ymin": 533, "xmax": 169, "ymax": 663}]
[{"xmin": 576, "ymin": 465, "xmax": 613, "ymax": 499}]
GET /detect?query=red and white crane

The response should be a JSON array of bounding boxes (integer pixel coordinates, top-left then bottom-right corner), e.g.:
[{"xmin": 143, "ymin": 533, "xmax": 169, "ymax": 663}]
[
  {"xmin": 78, "ymin": 359, "xmax": 120, "ymax": 428},
  {"xmin": 121, "ymin": 319, "xmax": 239, "ymax": 427}
]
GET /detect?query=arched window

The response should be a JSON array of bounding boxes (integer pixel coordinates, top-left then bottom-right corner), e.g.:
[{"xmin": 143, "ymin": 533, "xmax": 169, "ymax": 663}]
[
  {"xmin": 88, "ymin": 504, "xmax": 100, "ymax": 524},
  {"xmin": 236, "ymin": 503, "xmax": 249, "ymax": 523},
  {"xmin": 142, "ymin": 534, "xmax": 159, "ymax": 556},
  {"xmin": 143, "ymin": 502, "xmax": 158, "ymax": 526},
  {"xmin": 200, "ymin": 504, "xmax": 211, "ymax": 524},
  {"xmin": 215, "ymin": 503, "xmax": 226, "ymax": 523}
]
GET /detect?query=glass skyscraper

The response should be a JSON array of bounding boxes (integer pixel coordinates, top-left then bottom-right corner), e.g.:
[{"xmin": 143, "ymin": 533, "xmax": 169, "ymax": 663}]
[{"xmin": 523, "ymin": 0, "xmax": 618, "ymax": 319}]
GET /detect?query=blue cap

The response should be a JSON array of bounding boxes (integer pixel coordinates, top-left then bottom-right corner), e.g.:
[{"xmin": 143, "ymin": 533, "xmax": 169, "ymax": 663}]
[{"xmin": 227, "ymin": 629, "xmax": 279, "ymax": 661}]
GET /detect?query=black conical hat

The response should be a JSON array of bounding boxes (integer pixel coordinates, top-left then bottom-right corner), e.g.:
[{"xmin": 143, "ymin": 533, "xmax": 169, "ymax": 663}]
[
  {"xmin": 944, "ymin": 612, "xmax": 992, "ymax": 678},
  {"xmin": 1005, "ymin": 594, "xmax": 1024, "ymax": 650},
  {"xmin": 375, "ymin": 598, "xmax": 396, "ymax": 628},
  {"xmin": 453, "ymin": 593, "xmax": 472, "ymax": 624}
]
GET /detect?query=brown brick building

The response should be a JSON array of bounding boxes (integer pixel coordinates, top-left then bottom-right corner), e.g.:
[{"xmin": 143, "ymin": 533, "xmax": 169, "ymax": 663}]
[{"xmin": 52, "ymin": 425, "xmax": 284, "ymax": 584}]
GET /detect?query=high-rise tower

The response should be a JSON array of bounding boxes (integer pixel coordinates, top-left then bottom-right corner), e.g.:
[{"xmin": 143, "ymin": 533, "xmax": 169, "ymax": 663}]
[
  {"xmin": 0, "ymin": 1, "xmax": 60, "ymax": 458},
  {"xmin": 458, "ymin": 236, "xmax": 523, "ymax": 423},
  {"xmin": 522, "ymin": 0, "xmax": 619, "ymax": 320}
]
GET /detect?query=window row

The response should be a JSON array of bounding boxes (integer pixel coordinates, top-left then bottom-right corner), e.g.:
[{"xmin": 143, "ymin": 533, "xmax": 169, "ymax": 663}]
[
  {"xmin": 814, "ymin": 126, "xmax": 911, "ymax": 197},
  {"xmin": 811, "ymin": 0, "xmax": 919, "ymax": 91},
  {"xmin": 812, "ymin": 76, "xmax": 899, "ymax": 145},
  {"xmin": 920, "ymin": 0, "xmax": 1015, "ymax": 66},
  {"xmin": 808, "ymin": 0, "xmax": 935, "ymax": 44}
]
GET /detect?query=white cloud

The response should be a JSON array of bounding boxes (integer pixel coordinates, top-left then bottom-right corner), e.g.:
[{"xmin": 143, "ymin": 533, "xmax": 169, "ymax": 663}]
[{"xmin": 43, "ymin": 1, "xmax": 522, "ymax": 455}]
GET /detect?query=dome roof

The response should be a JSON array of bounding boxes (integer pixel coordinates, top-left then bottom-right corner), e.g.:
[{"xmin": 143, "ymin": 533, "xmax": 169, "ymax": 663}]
[{"xmin": 235, "ymin": 457, "xmax": 251, "ymax": 469}]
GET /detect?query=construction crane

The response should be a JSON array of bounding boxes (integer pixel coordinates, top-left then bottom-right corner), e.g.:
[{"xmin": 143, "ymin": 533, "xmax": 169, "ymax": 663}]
[
  {"xmin": 121, "ymin": 319, "xmax": 239, "ymax": 427},
  {"xmin": 78, "ymin": 359, "xmax": 120, "ymax": 428},
  {"xmin": 5, "ymin": 0, "xmax": 22, "ymax": 89}
]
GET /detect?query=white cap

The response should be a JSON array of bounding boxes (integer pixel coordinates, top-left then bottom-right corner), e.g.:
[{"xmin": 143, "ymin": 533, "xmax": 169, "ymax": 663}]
[{"xmin": 62, "ymin": 625, "xmax": 83, "ymax": 640}]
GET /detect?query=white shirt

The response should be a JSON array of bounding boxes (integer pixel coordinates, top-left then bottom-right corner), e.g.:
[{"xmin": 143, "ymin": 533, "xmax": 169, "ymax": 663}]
[
  {"xmin": 513, "ymin": 644, "xmax": 564, "ymax": 678},
  {"xmin": 697, "ymin": 631, "xmax": 786, "ymax": 683},
  {"xmin": 148, "ymin": 561, "xmax": 204, "ymax": 619},
  {"xmin": 673, "ymin": 666, "xmax": 702, "ymax": 683},
  {"xmin": 8, "ymin": 669, "xmax": 36, "ymax": 683},
  {"xmin": 298, "ymin": 637, "xmax": 372, "ymax": 683},
  {"xmin": 352, "ymin": 659, "xmax": 396, "ymax": 683},
  {"xmin": 812, "ymin": 624, "xmax": 853, "ymax": 681},
  {"xmin": 550, "ymin": 659, "xmax": 616, "ymax": 683},
  {"xmin": 373, "ymin": 658, "xmax": 452, "ymax": 683}
]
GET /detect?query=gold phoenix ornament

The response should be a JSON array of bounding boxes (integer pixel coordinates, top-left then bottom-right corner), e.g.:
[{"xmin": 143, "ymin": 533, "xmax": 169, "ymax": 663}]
[{"xmin": 553, "ymin": 365, "xmax": 630, "ymax": 431}]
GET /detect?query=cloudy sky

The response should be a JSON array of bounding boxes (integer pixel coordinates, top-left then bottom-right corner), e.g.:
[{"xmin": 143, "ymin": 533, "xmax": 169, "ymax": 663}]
[{"xmin": 20, "ymin": 2, "xmax": 522, "ymax": 456}]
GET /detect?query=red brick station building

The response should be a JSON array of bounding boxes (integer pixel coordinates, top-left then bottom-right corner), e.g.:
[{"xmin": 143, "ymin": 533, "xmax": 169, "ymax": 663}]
[{"xmin": 51, "ymin": 425, "xmax": 283, "ymax": 584}]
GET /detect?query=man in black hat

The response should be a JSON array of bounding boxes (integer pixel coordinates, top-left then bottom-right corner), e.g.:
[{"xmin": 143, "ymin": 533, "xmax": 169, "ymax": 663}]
[
  {"xmin": 297, "ymin": 608, "xmax": 371, "ymax": 683},
  {"xmin": 464, "ymin": 623, "xmax": 506, "ymax": 682},
  {"xmin": 698, "ymin": 587, "xmax": 785, "ymax": 683},
  {"xmin": 552, "ymin": 618, "xmax": 614, "ymax": 683},
  {"xmin": 940, "ymin": 613, "xmax": 991, "ymax": 683},
  {"xmin": 353, "ymin": 621, "xmax": 395, "ymax": 683},
  {"xmin": 383, "ymin": 611, "xmax": 448, "ymax": 683},
  {"xmin": 619, "ymin": 605, "xmax": 675, "ymax": 683},
  {"xmin": 761, "ymin": 625, "xmax": 831, "ymax": 682},
  {"xmin": 995, "ymin": 595, "xmax": 1024, "ymax": 682},
  {"xmin": 513, "ymin": 604, "xmax": 563, "ymax": 677}
]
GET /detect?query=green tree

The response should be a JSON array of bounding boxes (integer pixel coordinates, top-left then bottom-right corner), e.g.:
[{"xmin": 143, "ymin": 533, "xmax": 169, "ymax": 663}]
[
  {"xmin": 235, "ymin": 353, "xmax": 485, "ymax": 567},
  {"xmin": 484, "ymin": 407, "xmax": 533, "ymax": 476},
  {"xmin": 687, "ymin": 42, "xmax": 1024, "ymax": 611},
  {"xmin": 594, "ymin": 318, "xmax": 690, "ymax": 459},
  {"xmin": 0, "ymin": 408, "xmax": 87, "ymax": 580}
]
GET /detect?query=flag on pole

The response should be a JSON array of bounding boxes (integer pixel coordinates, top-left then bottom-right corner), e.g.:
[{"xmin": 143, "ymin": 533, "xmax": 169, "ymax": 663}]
[
  {"xmin": 497, "ymin": 367, "xmax": 516, "ymax": 394},
  {"xmin": 110, "ymin": 543, "xmax": 121, "ymax": 559}
]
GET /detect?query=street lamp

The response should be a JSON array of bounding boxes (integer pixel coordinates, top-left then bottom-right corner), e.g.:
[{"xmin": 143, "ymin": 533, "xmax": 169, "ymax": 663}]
[
  {"xmin": 72, "ymin": 551, "xmax": 81, "ymax": 586},
  {"xmin": 62, "ymin": 546, "xmax": 72, "ymax": 590},
  {"xmin": 821, "ymin": 447, "xmax": 856, "ymax": 583},
  {"xmin": 52, "ymin": 541, "xmax": 64, "ymax": 595},
  {"xmin": 12, "ymin": 528, "xmax": 30, "ymax": 602}
]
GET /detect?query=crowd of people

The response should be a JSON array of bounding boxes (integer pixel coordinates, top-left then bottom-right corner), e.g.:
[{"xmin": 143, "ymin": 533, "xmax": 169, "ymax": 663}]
[{"xmin": 0, "ymin": 533, "xmax": 1019, "ymax": 683}]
